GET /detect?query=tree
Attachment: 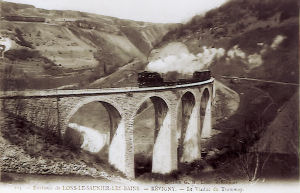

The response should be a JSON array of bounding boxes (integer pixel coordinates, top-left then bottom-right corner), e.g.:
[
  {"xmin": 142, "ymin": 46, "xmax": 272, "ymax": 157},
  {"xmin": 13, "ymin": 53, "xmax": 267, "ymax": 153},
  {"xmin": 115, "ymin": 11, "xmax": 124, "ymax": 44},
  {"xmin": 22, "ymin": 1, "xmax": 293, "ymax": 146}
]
[
  {"xmin": 234, "ymin": 120, "xmax": 270, "ymax": 182},
  {"xmin": 93, "ymin": 49, "xmax": 114, "ymax": 76},
  {"xmin": 1, "ymin": 64, "xmax": 28, "ymax": 91}
]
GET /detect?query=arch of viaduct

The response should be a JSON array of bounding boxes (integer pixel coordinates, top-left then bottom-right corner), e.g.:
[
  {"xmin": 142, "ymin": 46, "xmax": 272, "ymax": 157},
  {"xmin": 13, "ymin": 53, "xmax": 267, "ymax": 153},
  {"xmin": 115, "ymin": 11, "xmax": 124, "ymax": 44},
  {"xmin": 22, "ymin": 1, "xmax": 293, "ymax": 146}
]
[{"xmin": 1, "ymin": 79, "xmax": 215, "ymax": 178}]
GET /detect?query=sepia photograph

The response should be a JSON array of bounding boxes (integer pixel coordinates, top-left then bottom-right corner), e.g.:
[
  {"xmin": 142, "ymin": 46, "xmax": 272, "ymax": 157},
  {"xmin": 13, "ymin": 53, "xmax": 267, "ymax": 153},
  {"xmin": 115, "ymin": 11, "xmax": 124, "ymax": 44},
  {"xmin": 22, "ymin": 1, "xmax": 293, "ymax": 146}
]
[{"xmin": 0, "ymin": 0, "xmax": 299, "ymax": 192}]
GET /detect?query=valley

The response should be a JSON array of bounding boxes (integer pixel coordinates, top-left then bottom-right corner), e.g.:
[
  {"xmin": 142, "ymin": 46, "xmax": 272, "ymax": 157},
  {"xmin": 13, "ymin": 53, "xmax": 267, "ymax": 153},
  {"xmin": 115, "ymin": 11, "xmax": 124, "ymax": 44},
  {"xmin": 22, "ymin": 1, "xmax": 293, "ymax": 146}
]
[{"xmin": 0, "ymin": 0, "xmax": 299, "ymax": 184}]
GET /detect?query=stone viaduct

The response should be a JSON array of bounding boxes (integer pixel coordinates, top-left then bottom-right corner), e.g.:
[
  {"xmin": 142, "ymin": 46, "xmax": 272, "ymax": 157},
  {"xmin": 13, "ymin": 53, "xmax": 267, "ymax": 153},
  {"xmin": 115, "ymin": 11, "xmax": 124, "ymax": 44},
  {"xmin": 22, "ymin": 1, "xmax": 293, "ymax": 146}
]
[{"xmin": 0, "ymin": 78, "xmax": 215, "ymax": 178}]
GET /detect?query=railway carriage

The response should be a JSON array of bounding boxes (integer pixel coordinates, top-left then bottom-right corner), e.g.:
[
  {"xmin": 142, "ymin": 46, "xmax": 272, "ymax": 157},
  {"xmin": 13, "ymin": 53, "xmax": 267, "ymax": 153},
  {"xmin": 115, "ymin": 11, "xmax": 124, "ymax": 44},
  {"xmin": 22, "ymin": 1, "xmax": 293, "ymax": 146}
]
[{"xmin": 138, "ymin": 70, "xmax": 211, "ymax": 87}]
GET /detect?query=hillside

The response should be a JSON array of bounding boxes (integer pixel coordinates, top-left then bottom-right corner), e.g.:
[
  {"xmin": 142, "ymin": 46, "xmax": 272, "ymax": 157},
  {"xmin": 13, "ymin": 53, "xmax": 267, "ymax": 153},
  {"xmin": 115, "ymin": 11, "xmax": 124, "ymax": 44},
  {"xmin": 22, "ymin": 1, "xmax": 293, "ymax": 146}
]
[
  {"xmin": 149, "ymin": 0, "xmax": 299, "ymax": 133},
  {"xmin": 159, "ymin": 0, "xmax": 298, "ymax": 81},
  {"xmin": 0, "ymin": 1, "xmax": 177, "ymax": 90},
  {"xmin": 256, "ymin": 91, "xmax": 299, "ymax": 155},
  {"xmin": 91, "ymin": 0, "xmax": 298, "ymax": 89}
]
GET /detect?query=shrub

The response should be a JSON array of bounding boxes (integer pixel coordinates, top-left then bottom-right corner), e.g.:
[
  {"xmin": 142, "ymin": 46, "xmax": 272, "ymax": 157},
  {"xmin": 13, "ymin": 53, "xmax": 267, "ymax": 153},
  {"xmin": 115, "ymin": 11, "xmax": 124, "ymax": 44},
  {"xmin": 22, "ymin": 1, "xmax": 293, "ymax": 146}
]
[
  {"xmin": 15, "ymin": 28, "xmax": 34, "ymax": 48},
  {"xmin": 64, "ymin": 127, "xmax": 83, "ymax": 151},
  {"xmin": 1, "ymin": 64, "xmax": 29, "ymax": 90},
  {"xmin": 5, "ymin": 49, "xmax": 40, "ymax": 60},
  {"xmin": 202, "ymin": 19, "xmax": 213, "ymax": 29},
  {"xmin": 36, "ymin": 30, "xmax": 41, "ymax": 37},
  {"xmin": 42, "ymin": 63, "xmax": 53, "ymax": 70}
]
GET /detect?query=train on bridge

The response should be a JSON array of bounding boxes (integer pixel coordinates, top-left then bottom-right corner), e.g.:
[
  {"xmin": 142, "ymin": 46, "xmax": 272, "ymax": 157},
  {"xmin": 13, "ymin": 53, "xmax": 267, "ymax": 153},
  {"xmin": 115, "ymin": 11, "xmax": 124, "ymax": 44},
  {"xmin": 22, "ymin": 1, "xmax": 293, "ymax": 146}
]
[{"xmin": 138, "ymin": 70, "xmax": 211, "ymax": 87}]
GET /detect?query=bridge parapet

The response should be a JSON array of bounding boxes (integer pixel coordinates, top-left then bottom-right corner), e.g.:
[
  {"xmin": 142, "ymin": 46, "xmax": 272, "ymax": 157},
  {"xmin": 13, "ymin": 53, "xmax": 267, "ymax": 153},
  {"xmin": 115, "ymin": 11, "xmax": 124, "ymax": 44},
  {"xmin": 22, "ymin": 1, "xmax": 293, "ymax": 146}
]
[{"xmin": 0, "ymin": 78, "xmax": 214, "ymax": 99}]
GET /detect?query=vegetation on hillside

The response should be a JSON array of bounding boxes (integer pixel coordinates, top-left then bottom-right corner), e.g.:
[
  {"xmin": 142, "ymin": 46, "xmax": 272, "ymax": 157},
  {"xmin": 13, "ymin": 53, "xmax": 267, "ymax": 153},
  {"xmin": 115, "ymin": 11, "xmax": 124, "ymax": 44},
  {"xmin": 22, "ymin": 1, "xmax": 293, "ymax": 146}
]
[
  {"xmin": 0, "ymin": 1, "xmax": 176, "ymax": 90},
  {"xmin": 155, "ymin": 0, "xmax": 298, "ymax": 87},
  {"xmin": 162, "ymin": 0, "xmax": 298, "ymax": 42}
]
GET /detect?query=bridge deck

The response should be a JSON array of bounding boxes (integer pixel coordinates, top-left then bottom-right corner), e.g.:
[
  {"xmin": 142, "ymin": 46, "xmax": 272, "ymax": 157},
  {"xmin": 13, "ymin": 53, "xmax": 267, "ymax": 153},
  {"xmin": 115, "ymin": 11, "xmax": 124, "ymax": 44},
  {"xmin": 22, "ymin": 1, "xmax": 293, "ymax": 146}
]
[{"xmin": 0, "ymin": 78, "xmax": 214, "ymax": 98}]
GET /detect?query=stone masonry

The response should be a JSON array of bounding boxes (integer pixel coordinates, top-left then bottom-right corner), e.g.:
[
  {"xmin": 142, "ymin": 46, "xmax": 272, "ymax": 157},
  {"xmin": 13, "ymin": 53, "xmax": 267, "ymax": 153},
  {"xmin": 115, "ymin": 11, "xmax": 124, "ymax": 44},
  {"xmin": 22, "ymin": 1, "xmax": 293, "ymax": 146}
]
[{"xmin": 0, "ymin": 79, "xmax": 215, "ymax": 178}]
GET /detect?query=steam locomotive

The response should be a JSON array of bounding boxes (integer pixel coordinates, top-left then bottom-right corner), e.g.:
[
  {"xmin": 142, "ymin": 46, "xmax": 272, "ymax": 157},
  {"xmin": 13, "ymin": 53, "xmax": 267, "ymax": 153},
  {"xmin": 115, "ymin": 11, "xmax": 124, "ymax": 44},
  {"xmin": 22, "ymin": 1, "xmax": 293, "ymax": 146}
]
[{"xmin": 138, "ymin": 70, "xmax": 211, "ymax": 87}]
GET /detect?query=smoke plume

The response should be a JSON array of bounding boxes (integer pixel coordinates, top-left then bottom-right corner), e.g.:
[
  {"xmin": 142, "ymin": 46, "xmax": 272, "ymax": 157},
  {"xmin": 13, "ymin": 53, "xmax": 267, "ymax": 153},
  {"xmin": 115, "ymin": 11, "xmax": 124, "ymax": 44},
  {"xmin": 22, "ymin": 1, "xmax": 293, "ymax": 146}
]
[
  {"xmin": 147, "ymin": 46, "xmax": 224, "ymax": 74},
  {"xmin": 247, "ymin": 53, "xmax": 263, "ymax": 69},
  {"xmin": 146, "ymin": 33, "xmax": 287, "ymax": 75},
  {"xmin": 271, "ymin": 35, "xmax": 286, "ymax": 50},
  {"xmin": 227, "ymin": 45, "xmax": 246, "ymax": 59},
  {"xmin": 225, "ymin": 34, "xmax": 286, "ymax": 70}
]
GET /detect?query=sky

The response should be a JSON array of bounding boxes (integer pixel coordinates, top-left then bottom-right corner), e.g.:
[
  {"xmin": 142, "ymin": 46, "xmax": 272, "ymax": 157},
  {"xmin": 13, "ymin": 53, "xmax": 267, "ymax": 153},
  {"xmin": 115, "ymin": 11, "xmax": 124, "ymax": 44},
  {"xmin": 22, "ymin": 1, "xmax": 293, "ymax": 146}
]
[{"xmin": 4, "ymin": 0, "xmax": 228, "ymax": 23}]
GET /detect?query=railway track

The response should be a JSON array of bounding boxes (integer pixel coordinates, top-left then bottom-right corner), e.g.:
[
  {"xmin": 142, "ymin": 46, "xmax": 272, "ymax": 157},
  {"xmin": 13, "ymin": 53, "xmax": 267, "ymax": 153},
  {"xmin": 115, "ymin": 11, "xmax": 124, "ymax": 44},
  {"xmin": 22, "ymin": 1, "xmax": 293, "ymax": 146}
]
[{"xmin": 221, "ymin": 76, "xmax": 299, "ymax": 86}]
